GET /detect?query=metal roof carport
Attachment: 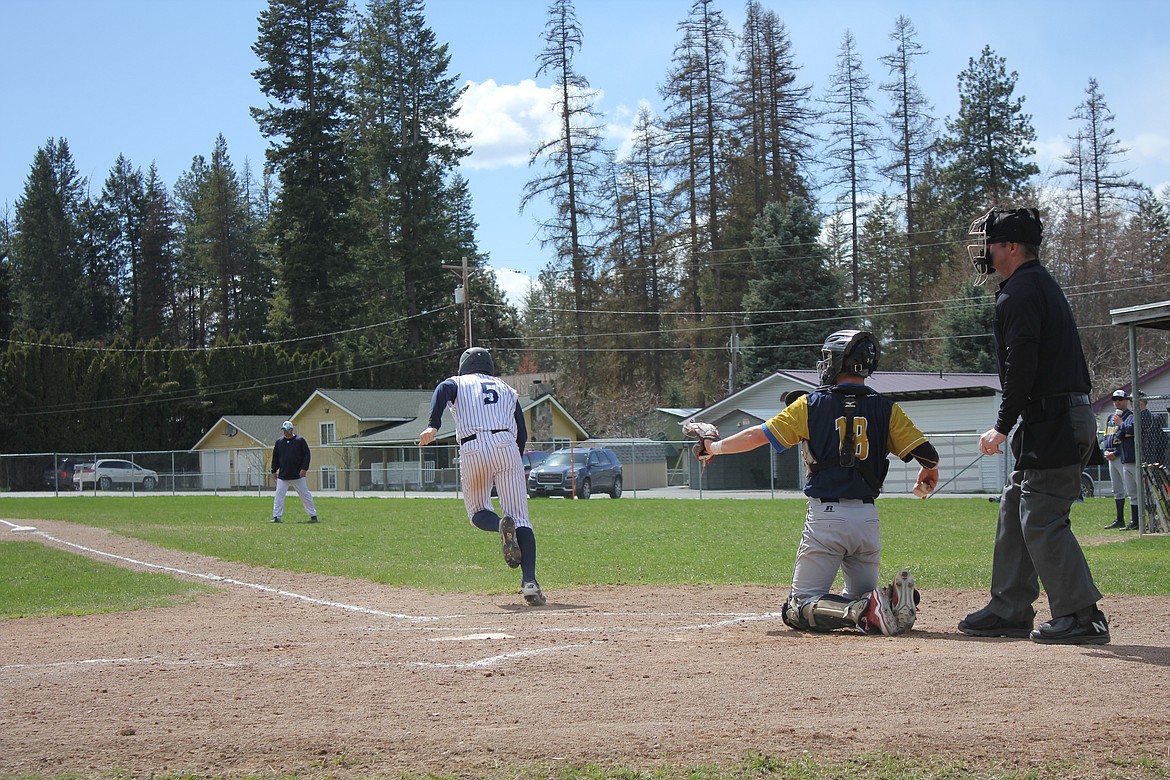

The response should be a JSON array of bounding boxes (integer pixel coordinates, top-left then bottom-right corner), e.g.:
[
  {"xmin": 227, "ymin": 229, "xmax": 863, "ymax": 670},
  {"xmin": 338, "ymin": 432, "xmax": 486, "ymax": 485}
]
[{"xmin": 1110, "ymin": 299, "xmax": 1170, "ymax": 535}]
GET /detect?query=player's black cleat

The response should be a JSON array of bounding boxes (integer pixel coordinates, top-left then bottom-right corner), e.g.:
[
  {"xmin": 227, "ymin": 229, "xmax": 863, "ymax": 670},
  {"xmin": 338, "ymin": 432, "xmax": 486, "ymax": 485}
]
[{"xmin": 499, "ymin": 515, "xmax": 521, "ymax": 568}]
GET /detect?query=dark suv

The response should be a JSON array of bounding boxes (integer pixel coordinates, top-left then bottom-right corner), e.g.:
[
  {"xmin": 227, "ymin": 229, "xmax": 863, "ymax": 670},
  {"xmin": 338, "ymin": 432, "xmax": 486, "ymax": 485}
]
[{"xmin": 527, "ymin": 446, "xmax": 623, "ymax": 499}]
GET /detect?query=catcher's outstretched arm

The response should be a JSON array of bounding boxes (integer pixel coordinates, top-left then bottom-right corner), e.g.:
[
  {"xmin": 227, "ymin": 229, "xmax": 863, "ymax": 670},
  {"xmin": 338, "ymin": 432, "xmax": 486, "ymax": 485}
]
[{"xmin": 707, "ymin": 426, "xmax": 769, "ymax": 456}]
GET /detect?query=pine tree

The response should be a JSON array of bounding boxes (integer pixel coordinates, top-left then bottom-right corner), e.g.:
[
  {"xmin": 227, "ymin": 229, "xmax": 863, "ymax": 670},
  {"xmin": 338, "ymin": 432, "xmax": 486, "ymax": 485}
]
[
  {"xmin": 821, "ymin": 30, "xmax": 880, "ymax": 302},
  {"xmin": 173, "ymin": 136, "xmax": 271, "ymax": 346},
  {"xmin": 660, "ymin": 0, "xmax": 737, "ymax": 319},
  {"xmin": 729, "ymin": 1, "xmax": 814, "ymax": 215},
  {"xmin": 11, "ymin": 139, "xmax": 89, "ymax": 335},
  {"xmin": 92, "ymin": 154, "xmax": 144, "ymax": 340},
  {"xmin": 740, "ymin": 199, "xmax": 855, "ymax": 382},
  {"xmin": 522, "ymin": 0, "xmax": 609, "ymax": 388},
  {"xmin": 936, "ymin": 288, "xmax": 997, "ymax": 373},
  {"xmin": 345, "ymin": 0, "xmax": 489, "ymax": 385},
  {"xmin": 252, "ymin": 0, "xmax": 353, "ymax": 351},
  {"xmin": 137, "ymin": 164, "xmax": 176, "ymax": 343},
  {"xmin": 878, "ymin": 15, "xmax": 937, "ymax": 346},
  {"xmin": 936, "ymin": 46, "xmax": 1039, "ymax": 215},
  {"xmin": 1055, "ymin": 78, "xmax": 1143, "ymax": 242}
]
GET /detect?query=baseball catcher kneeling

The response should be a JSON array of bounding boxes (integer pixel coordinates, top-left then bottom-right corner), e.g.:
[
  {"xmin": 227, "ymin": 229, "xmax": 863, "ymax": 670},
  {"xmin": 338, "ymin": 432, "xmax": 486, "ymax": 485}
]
[{"xmin": 683, "ymin": 330, "xmax": 939, "ymax": 637}]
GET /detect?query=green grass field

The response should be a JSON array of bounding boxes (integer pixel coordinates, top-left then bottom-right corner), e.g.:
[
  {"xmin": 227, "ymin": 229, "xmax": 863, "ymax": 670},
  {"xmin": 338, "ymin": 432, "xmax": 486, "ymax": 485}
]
[
  {"xmin": 1, "ymin": 494, "xmax": 1166, "ymax": 620},
  {"xmin": 3, "ymin": 495, "xmax": 1168, "ymax": 780}
]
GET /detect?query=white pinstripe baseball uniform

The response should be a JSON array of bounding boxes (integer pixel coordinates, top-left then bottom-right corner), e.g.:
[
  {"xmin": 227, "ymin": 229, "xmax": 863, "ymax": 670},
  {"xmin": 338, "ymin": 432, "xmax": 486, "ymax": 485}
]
[{"xmin": 433, "ymin": 373, "xmax": 530, "ymax": 528}]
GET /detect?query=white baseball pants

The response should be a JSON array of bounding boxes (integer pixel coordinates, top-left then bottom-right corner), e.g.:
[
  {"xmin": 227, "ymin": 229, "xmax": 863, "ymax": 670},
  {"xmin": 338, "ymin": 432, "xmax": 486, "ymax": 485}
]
[{"xmin": 460, "ymin": 431, "xmax": 530, "ymax": 528}]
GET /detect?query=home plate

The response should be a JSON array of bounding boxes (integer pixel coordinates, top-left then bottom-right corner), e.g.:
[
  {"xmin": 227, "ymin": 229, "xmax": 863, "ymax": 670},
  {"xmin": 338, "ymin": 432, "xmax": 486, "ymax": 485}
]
[{"xmin": 432, "ymin": 633, "xmax": 513, "ymax": 642}]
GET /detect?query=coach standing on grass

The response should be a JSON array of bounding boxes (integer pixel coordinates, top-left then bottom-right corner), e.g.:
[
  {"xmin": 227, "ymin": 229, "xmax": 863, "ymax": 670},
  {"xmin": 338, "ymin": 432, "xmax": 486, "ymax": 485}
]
[
  {"xmin": 957, "ymin": 207, "xmax": 1108, "ymax": 645},
  {"xmin": 270, "ymin": 420, "xmax": 317, "ymax": 524}
]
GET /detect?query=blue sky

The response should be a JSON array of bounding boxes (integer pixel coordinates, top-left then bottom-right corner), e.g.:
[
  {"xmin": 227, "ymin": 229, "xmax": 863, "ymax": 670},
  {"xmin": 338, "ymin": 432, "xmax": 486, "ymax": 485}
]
[{"xmin": 5, "ymin": 1, "xmax": 1170, "ymax": 306}]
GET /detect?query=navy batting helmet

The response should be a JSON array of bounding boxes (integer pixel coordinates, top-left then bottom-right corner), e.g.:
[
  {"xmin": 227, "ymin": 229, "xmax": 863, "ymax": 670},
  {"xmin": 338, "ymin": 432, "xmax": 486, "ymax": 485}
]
[{"xmin": 457, "ymin": 347, "xmax": 496, "ymax": 376}]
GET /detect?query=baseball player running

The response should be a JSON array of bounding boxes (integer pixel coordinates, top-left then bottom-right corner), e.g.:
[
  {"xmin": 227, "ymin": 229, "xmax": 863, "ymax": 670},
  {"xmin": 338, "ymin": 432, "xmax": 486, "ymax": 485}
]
[
  {"xmin": 419, "ymin": 347, "xmax": 546, "ymax": 606},
  {"xmin": 688, "ymin": 330, "xmax": 939, "ymax": 635}
]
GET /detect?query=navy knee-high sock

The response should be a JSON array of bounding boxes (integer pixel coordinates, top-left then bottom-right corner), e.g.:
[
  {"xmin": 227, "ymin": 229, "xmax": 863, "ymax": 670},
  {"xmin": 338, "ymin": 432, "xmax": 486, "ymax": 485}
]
[
  {"xmin": 516, "ymin": 526, "xmax": 537, "ymax": 582},
  {"xmin": 471, "ymin": 509, "xmax": 500, "ymax": 532}
]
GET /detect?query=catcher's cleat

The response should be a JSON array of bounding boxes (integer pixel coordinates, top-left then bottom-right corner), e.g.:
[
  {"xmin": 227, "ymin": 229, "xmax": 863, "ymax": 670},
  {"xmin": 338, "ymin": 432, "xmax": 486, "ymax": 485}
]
[
  {"xmin": 888, "ymin": 570, "xmax": 918, "ymax": 634},
  {"xmin": 521, "ymin": 581, "xmax": 546, "ymax": 606},
  {"xmin": 499, "ymin": 516, "xmax": 521, "ymax": 568},
  {"xmin": 958, "ymin": 605, "xmax": 1033, "ymax": 638},
  {"xmin": 860, "ymin": 587, "xmax": 897, "ymax": 636}
]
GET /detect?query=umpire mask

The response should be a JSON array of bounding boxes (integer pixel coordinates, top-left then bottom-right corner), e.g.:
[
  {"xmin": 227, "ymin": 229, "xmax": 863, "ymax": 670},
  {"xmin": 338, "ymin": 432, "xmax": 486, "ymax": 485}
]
[{"xmin": 967, "ymin": 207, "xmax": 1043, "ymax": 285}]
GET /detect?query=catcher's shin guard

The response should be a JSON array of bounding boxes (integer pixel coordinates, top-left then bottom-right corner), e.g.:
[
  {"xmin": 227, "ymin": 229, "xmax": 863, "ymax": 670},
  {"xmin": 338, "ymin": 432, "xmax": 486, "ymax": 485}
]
[{"xmin": 782, "ymin": 593, "xmax": 870, "ymax": 632}]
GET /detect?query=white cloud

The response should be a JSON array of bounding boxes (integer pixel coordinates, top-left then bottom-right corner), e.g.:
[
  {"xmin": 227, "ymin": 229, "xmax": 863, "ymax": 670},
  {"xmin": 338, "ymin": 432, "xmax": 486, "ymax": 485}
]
[
  {"xmin": 454, "ymin": 79, "xmax": 561, "ymax": 170},
  {"xmin": 1034, "ymin": 135, "xmax": 1070, "ymax": 176},
  {"xmin": 455, "ymin": 80, "xmax": 653, "ymax": 171},
  {"xmin": 491, "ymin": 266, "xmax": 534, "ymax": 308},
  {"xmin": 1127, "ymin": 132, "xmax": 1170, "ymax": 165}
]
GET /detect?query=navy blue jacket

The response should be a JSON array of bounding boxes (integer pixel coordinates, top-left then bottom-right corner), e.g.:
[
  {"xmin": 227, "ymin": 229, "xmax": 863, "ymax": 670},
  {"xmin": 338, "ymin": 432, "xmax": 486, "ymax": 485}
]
[{"xmin": 271, "ymin": 435, "xmax": 311, "ymax": 480}]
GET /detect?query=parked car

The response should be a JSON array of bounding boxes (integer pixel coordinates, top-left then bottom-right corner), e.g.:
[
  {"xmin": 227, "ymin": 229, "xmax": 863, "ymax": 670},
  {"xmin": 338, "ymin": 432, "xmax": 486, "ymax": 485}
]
[
  {"xmin": 1080, "ymin": 470, "xmax": 1095, "ymax": 499},
  {"xmin": 74, "ymin": 459, "xmax": 159, "ymax": 491},
  {"xmin": 42, "ymin": 459, "xmax": 76, "ymax": 490},
  {"xmin": 522, "ymin": 450, "xmax": 548, "ymax": 475},
  {"xmin": 527, "ymin": 446, "xmax": 622, "ymax": 499}
]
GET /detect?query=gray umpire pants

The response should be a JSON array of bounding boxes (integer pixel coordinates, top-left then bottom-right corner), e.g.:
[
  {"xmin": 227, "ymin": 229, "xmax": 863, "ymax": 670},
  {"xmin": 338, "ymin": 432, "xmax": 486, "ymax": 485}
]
[{"xmin": 988, "ymin": 404, "xmax": 1103, "ymax": 621}]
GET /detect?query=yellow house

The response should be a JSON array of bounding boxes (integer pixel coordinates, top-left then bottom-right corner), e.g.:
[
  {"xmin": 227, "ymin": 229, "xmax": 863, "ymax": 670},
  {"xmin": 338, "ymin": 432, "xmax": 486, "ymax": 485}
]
[{"xmin": 190, "ymin": 415, "xmax": 288, "ymax": 490}]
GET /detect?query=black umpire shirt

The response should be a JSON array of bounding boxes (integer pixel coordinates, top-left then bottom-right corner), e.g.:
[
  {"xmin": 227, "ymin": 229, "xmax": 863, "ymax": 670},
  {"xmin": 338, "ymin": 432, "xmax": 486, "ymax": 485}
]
[{"xmin": 993, "ymin": 260, "xmax": 1091, "ymax": 436}]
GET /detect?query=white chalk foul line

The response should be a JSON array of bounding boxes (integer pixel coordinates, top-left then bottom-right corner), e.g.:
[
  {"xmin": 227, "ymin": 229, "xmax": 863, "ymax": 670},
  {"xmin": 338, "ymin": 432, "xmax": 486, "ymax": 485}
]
[{"xmin": 3, "ymin": 520, "xmax": 458, "ymax": 623}]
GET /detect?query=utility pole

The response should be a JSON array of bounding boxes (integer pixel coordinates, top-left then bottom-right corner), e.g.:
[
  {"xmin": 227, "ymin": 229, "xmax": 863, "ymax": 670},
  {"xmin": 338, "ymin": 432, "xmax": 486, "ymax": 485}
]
[
  {"xmin": 727, "ymin": 327, "xmax": 740, "ymax": 395},
  {"xmin": 442, "ymin": 256, "xmax": 475, "ymax": 349}
]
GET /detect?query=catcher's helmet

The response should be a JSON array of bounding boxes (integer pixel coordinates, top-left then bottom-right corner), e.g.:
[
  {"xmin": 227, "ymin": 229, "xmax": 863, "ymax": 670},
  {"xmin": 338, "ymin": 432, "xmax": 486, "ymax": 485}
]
[
  {"xmin": 967, "ymin": 207, "xmax": 1043, "ymax": 282},
  {"xmin": 457, "ymin": 346, "xmax": 496, "ymax": 376},
  {"xmin": 817, "ymin": 330, "xmax": 880, "ymax": 386}
]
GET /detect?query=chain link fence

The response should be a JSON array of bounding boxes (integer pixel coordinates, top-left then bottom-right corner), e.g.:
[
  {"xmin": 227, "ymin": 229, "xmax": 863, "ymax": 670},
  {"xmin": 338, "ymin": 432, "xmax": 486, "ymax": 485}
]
[{"xmin": 2, "ymin": 433, "xmax": 1016, "ymax": 498}]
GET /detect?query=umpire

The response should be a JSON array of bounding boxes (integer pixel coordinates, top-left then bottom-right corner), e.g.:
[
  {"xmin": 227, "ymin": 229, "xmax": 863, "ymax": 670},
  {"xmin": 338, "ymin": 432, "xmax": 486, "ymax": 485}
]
[{"xmin": 958, "ymin": 207, "xmax": 1108, "ymax": 645}]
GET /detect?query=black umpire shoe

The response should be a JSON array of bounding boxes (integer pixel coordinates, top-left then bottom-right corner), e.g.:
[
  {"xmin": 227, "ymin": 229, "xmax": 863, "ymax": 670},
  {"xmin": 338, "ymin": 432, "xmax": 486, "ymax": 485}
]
[
  {"xmin": 958, "ymin": 605, "xmax": 1033, "ymax": 638},
  {"xmin": 1030, "ymin": 610, "xmax": 1110, "ymax": 645},
  {"xmin": 1104, "ymin": 519, "xmax": 1126, "ymax": 529}
]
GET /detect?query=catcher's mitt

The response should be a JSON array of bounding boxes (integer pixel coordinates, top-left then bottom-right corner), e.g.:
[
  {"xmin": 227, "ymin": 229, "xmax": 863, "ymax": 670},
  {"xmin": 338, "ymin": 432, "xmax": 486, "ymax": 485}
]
[{"xmin": 682, "ymin": 420, "xmax": 721, "ymax": 465}]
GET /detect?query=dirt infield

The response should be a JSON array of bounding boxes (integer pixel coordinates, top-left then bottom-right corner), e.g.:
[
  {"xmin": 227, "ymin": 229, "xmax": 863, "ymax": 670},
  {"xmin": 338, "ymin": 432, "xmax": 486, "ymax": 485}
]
[{"xmin": 3, "ymin": 520, "xmax": 1169, "ymax": 779}]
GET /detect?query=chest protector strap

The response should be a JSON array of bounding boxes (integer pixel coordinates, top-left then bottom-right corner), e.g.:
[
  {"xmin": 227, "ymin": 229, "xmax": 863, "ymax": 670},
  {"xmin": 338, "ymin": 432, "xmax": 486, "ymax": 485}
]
[{"xmin": 808, "ymin": 385, "xmax": 883, "ymax": 494}]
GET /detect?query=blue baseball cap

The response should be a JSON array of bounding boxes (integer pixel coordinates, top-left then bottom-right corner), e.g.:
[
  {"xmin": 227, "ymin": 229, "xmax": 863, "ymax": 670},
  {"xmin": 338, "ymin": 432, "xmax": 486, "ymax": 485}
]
[{"xmin": 281, "ymin": 421, "xmax": 295, "ymax": 431}]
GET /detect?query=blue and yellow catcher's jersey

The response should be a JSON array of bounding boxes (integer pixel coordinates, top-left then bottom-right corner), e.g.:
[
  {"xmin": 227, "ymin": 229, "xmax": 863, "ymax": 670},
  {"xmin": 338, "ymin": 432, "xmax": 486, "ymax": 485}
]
[{"xmin": 762, "ymin": 384, "xmax": 928, "ymax": 499}]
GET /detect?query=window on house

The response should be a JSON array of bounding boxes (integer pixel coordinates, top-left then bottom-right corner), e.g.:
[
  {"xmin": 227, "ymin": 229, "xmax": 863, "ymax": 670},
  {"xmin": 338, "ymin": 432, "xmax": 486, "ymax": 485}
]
[
  {"xmin": 320, "ymin": 422, "xmax": 336, "ymax": 445},
  {"xmin": 320, "ymin": 466, "xmax": 337, "ymax": 490}
]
